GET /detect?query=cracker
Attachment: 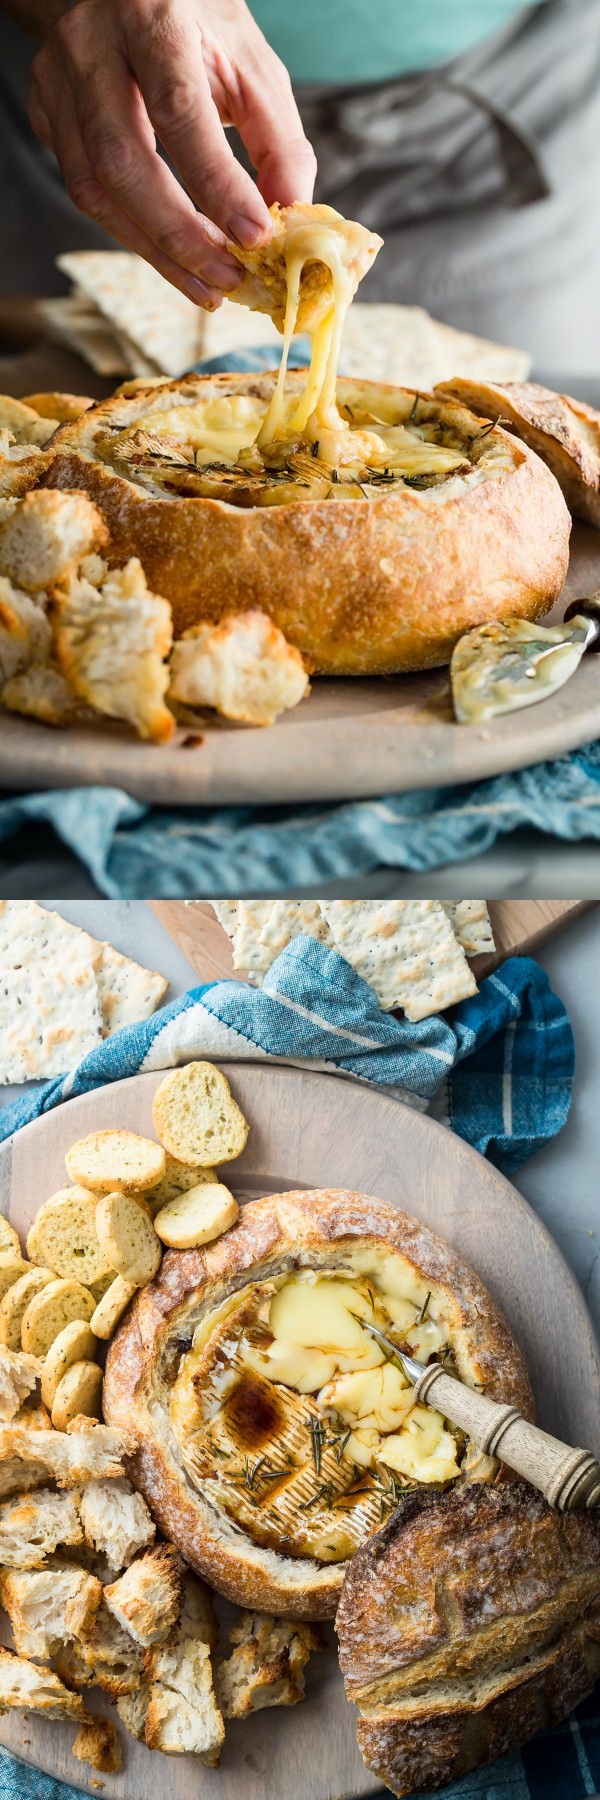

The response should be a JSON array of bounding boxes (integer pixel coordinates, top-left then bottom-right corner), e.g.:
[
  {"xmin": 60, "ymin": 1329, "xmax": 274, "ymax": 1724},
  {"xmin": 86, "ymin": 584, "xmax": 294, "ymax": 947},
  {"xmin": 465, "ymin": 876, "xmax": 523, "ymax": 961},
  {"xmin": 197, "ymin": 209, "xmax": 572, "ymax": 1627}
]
[
  {"xmin": 154, "ymin": 1182, "xmax": 239, "ymax": 1250},
  {"xmin": 93, "ymin": 941, "xmax": 168, "ymax": 1033},
  {"xmin": 441, "ymin": 901, "xmax": 495, "ymax": 957},
  {"xmin": 90, "ymin": 1276, "xmax": 137, "ymax": 1341},
  {"xmin": 57, "ymin": 252, "xmax": 204, "ymax": 378},
  {"xmin": 258, "ymin": 900, "xmax": 334, "ymax": 962},
  {"xmin": 320, "ymin": 900, "xmax": 478, "ymax": 1020},
  {"xmin": 0, "ymin": 1268, "xmax": 55, "ymax": 1352},
  {"xmin": 26, "ymin": 1186, "xmax": 113, "ymax": 1289},
  {"xmin": 152, "ymin": 1062, "xmax": 249, "ymax": 1166},
  {"xmin": 0, "ymin": 1219, "xmax": 21, "ymax": 1256},
  {"xmin": 51, "ymin": 1360, "xmax": 103, "ymax": 1432},
  {"xmin": 0, "ymin": 1252, "xmax": 32, "ymax": 1303},
  {"xmin": 65, "ymin": 1130, "xmax": 166, "ymax": 1194},
  {"xmin": 146, "ymin": 1156, "xmax": 218, "ymax": 1213},
  {"xmin": 210, "ymin": 901, "xmax": 239, "ymax": 941},
  {"xmin": 95, "ymin": 1194, "xmax": 162, "ymax": 1287},
  {"xmin": 0, "ymin": 901, "xmax": 103, "ymax": 1083},
  {"xmin": 41, "ymin": 1320, "xmax": 97, "ymax": 1409},
  {"xmin": 21, "ymin": 1277, "xmax": 96, "ymax": 1357},
  {"xmin": 231, "ymin": 902, "xmax": 277, "ymax": 979}
]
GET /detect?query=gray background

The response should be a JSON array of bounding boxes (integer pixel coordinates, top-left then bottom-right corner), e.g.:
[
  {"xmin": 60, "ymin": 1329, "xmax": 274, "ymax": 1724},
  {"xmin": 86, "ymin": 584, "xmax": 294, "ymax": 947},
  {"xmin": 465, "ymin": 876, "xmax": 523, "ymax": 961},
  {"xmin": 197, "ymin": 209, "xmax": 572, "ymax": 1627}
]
[{"xmin": 1, "ymin": 900, "xmax": 598, "ymax": 1338}]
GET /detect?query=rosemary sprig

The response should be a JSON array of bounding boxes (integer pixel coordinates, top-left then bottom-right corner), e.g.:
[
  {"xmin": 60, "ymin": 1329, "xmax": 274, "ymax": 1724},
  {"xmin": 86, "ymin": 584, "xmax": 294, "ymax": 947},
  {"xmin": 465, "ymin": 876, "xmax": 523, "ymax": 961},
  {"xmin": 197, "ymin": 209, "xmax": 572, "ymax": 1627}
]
[
  {"xmin": 299, "ymin": 1481, "xmax": 334, "ymax": 1511},
  {"xmin": 417, "ymin": 1291, "xmax": 431, "ymax": 1323},
  {"xmin": 307, "ymin": 1414, "xmax": 327, "ymax": 1477}
]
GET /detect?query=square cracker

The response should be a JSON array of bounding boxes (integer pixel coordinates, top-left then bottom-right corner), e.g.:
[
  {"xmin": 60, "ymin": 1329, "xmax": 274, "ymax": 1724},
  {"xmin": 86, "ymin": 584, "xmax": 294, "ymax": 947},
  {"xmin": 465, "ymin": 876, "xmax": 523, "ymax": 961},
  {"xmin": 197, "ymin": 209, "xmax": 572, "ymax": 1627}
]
[
  {"xmin": 92, "ymin": 942, "xmax": 168, "ymax": 1033},
  {"xmin": 210, "ymin": 902, "xmax": 240, "ymax": 943},
  {"xmin": 258, "ymin": 900, "xmax": 334, "ymax": 961},
  {"xmin": 231, "ymin": 903, "xmax": 277, "ymax": 980},
  {"xmin": 57, "ymin": 253, "xmax": 203, "ymax": 379},
  {"xmin": 320, "ymin": 899, "xmax": 477, "ymax": 1020},
  {"xmin": 442, "ymin": 902, "xmax": 495, "ymax": 957},
  {"xmin": 0, "ymin": 900, "xmax": 103, "ymax": 1083}
]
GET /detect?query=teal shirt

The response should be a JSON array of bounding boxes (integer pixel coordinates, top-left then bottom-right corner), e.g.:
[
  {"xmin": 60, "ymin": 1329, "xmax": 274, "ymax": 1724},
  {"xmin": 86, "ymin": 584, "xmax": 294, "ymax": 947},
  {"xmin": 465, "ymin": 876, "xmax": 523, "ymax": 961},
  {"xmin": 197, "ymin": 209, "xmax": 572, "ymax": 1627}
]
[{"xmin": 250, "ymin": 2, "xmax": 535, "ymax": 86}]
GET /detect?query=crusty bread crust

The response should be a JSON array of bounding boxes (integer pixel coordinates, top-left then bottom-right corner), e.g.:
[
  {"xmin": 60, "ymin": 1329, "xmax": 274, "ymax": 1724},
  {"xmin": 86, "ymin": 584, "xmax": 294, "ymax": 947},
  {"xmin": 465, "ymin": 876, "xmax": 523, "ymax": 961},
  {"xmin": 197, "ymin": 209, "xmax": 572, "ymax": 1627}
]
[
  {"xmin": 43, "ymin": 375, "xmax": 571, "ymax": 676},
  {"xmin": 103, "ymin": 1189, "xmax": 532, "ymax": 1620},
  {"xmin": 436, "ymin": 378, "xmax": 600, "ymax": 528}
]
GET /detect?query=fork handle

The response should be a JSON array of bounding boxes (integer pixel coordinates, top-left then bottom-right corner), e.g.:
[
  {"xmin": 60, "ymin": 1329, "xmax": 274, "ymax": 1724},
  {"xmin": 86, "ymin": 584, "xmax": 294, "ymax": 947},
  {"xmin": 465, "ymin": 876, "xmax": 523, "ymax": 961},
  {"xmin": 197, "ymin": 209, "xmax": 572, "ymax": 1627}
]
[
  {"xmin": 564, "ymin": 593, "xmax": 600, "ymax": 650},
  {"xmin": 412, "ymin": 1365, "xmax": 600, "ymax": 1510}
]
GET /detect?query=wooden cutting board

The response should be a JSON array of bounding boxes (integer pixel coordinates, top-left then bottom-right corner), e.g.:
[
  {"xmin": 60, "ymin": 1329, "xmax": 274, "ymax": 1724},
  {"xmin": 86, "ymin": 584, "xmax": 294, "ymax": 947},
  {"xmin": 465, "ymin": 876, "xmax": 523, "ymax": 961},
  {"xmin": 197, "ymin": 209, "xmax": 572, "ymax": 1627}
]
[
  {"xmin": 1, "ymin": 1062, "xmax": 599, "ymax": 1800},
  {"xmin": 149, "ymin": 899, "xmax": 596, "ymax": 987}
]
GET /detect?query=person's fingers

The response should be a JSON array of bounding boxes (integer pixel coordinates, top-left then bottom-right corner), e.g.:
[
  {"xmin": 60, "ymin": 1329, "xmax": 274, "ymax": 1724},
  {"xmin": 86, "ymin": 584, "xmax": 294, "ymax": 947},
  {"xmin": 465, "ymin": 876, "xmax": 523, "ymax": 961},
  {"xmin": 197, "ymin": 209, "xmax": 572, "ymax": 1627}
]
[
  {"xmin": 30, "ymin": 56, "xmax": 223, "ymax": 308},
  {"xmin": 27, "ymin": 71, "xmax": 53, "ymax": 152},
  {"xmin": 228, "ymin": 44, "xmax": 317, "ymax": 208},
  {"xmin": 124, "ymin": 1, "xmax": 272, "ymax": 245}
]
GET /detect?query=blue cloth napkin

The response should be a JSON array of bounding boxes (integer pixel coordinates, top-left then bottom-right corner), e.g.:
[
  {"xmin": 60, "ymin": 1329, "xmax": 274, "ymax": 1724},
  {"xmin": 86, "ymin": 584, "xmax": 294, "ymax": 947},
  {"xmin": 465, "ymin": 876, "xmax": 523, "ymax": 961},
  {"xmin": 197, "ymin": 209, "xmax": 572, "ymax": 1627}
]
[
  {"xmin": 0, "ymin": 943, "xmax": 583, "ymax": 1800},
  {"xmin": 0, "ymin": 940, "xmax": 573, "ymax": 1177},
  {"xmin": 3, "ymin": 347, "xmax": 600, "ymax": 895}
]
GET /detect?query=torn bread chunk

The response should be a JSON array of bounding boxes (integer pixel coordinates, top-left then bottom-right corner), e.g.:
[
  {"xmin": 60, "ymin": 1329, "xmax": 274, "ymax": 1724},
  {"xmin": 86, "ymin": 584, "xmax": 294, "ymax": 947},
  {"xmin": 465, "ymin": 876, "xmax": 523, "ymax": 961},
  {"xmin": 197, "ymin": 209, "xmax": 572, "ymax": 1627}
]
[
  {"xmin": 0, "ymin": 661, "xmax": 80, "ymax": 726},
  {"xmin": 22, "ymin": 392, "xmax": 94, "ymax": 423},
  {"xmin": 216, "ymin": 1612, "xmax": 321, "ymax": 1717},
  {"xmin": 0, "ymin": 1347, "xmax": 41, "ymax": 1421},
  {"xmin": 77, "ymin": 1596, "xmax": 146, "ymax": 1696},
  {"xmin": 145, "ymin": 1637, "xmax": 224, "ymax": 1764},
  {"xmin": 52, "ymin": 556, "xmax": 174, "ymax": 743},
  {"xmin": 0, "ymin": 1646, "xmax": 88, "ymax": 1719},
  {"xmin": 0, "ymin": 395, "xmax": 58, "ymax": 446},
  {"xmin": 116, "ymin": 1683, "xmax": 151, "ymax": 1741},
  {"xmin": 225, "ymin": 201, "xmax": 381, "ymax": 334},
  {"xmin": 0, "ymin": 1563, "xmax": 102, "ymax": 1659},
  {"xmin": 320, "ymin": 899, "xmax": 478, "ymax": 1019},
  {"xmin": 79, "ymin": 1476, "xmax": 155, "ymax": 1570},
  {"xmin": 104, "ymin": 1543, "xmax": 182, "ymax": 1647},
  {"xmin": 72, "ymin": 1716, "xmax": 123, "ymax": 1773},
  {"xmin": 169, "ymin": 609, "xmax": 310, "ymax": 727},
  {"xmin": 0, "ymin": 575, "xmax": 51, "ymax": 687},
  {"xmin": 0, "ymin": 1485, "xmax": 82, "ymax": 1568},
  {"xmin": 0, "ymin": 489, "xmax": 106, "ymax": 592},
  {"xmin": 0, "ymin": 1419, "xmax": 133, "ymax": 1496}
]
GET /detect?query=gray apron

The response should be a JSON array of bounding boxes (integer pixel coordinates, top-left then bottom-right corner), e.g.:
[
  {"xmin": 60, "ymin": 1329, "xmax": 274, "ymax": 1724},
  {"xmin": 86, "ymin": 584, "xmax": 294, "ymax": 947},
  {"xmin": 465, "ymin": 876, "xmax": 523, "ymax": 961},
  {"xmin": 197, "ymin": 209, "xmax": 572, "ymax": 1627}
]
[{"xmin": 1, "ymin": 0, "xmax": 599, "ymax": 371}]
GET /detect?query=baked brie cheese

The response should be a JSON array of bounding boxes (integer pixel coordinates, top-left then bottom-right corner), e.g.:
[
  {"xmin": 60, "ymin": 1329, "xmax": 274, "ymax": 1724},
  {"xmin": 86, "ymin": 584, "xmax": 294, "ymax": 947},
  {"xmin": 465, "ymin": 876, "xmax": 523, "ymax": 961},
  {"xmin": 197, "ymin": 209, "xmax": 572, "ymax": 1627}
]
[
  {"xmin": 45, "ymin": 372, "xmax": 571, "ymax": 675},
  {"xmin": 103, "ymin": 1190, "xmax": 531, "ymax": 1619}
]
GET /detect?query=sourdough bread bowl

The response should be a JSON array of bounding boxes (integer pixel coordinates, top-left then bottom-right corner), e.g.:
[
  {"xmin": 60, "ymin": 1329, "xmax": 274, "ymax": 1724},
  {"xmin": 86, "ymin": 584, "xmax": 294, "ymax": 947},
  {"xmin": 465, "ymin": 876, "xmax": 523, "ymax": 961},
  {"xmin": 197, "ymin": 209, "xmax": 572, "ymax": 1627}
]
[
  {"xmin": 42, "ymin": 372, "xmax": 571, "ymax": 676},
  {"xmin": 102, "ymin": 1188, "xmax": 531, "ymax": 1620}
]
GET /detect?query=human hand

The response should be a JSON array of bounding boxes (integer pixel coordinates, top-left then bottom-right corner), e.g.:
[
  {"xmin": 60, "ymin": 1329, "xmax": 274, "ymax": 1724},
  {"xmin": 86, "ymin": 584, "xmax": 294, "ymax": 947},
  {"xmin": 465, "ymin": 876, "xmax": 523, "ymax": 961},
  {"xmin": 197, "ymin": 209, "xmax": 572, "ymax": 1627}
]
[{"xmin": 28, "ymin": 0, "xmax": 317, "ymax": 306}]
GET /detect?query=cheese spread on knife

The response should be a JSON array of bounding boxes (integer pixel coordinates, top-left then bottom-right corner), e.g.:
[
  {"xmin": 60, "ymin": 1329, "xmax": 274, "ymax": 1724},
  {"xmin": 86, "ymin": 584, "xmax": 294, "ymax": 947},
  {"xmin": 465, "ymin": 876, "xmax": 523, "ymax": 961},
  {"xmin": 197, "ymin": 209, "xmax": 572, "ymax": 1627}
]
[
  {"xmin": 90, "ymin": 205, "xmax": 491, "ymax": 506},
  {"xmin": 170, "ymin": 1262, "xmax": 462, "ymax": 1565}
]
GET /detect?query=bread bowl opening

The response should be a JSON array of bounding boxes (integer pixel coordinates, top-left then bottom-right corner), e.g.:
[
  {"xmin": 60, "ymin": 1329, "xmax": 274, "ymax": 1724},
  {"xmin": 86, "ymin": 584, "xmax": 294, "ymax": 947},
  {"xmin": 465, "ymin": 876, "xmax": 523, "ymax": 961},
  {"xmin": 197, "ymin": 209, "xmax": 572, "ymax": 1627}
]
[
  {"xmin": 86, "ymin": 377, "xmax": 512, "ymax": 510},
  {"xmin": 170, "ymin": 1262, "xmax": 465, "ymax": 1567}
]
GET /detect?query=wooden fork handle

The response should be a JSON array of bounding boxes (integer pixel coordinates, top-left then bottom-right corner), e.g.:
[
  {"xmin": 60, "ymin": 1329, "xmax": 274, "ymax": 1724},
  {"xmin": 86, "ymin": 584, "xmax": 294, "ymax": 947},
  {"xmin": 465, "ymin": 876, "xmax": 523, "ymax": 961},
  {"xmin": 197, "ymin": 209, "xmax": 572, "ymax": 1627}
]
[{"xmin": 413, "ymin": 1365, "xmax": 600, "ymax": 1510}]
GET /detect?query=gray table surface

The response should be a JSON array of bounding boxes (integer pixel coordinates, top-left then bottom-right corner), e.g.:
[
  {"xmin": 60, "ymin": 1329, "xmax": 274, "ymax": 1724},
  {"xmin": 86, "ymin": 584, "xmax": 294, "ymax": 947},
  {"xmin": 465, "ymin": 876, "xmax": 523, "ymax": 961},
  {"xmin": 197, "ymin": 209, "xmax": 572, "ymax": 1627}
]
[{"xmin": 1, "ymin": 899, "xmax": 598, "ymax": 1340}]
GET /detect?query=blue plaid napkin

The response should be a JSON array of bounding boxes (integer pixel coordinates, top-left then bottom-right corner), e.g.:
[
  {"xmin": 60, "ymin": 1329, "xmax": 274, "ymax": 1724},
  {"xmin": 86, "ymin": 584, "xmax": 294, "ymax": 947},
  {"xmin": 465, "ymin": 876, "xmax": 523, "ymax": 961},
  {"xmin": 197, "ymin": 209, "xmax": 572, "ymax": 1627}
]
[
  {"xmin": 2, "ymin": 347, "xmax": 600, "ymax": 895},
  {"xmin": 0, "ymin": 942, "xmax": 585, "ymax": 1799}
]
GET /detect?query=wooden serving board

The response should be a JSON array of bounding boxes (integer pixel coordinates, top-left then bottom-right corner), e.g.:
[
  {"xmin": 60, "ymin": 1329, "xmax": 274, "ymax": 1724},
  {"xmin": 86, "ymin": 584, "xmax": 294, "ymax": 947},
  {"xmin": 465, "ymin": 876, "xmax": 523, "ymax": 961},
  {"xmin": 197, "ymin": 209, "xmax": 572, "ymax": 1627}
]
[
  {"xmin": 0, "ymin": 527, "xmax": 598, "ymax": 808},
  {"xmin": 149, "ymin": 898, "xmax": 596, "ymax": 988},
  {"xmin": 1, "ymin": 1063, "xmax": 599, "ymax": 1800}
]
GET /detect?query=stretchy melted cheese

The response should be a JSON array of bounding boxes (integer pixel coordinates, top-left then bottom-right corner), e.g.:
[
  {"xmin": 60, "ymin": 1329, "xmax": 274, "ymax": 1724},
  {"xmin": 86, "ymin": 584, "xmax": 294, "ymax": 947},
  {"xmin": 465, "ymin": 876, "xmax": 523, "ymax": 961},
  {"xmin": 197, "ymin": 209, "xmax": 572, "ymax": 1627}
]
[{"xmin": 170, "ymin": 1268, "xmax": 462, "ymax": 1565}]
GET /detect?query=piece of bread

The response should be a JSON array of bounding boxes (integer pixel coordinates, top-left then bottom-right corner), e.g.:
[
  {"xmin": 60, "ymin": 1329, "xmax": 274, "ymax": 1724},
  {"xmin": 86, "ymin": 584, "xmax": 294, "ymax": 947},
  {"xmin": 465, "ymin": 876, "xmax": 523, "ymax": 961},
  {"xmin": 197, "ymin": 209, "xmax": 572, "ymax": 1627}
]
[
  {"xmin": 0, "ymin": 1419, "xmax": 134, "ymax": 1497},
  {"xmin": 72, "ymin": 1716, "xmax": 123, "ymax": 1773},
  {"xmin": 22, "ymin": 392, "xmax": 94, "ymax": 423},
  {"xmin": 77, "ymin": 1595, "xmax": 145, "ymax": 1696},
  {"xmin": 78, "ymin": 1475, "xmax": 155, "ymax": 1570},
  {"xmin": 66, "ymin": 1130, "xmax": 166, "ymax": 1193},
  {"xmin": 103, "ymin": 1188, "xmax": 531, "ymax": 1619},
  {"xmin": 0, "ymin": 1562, "xmax": 102, "ymax": 1659},
  {"xmin": 52, "ymin": 555, "xmax": 174, "ymax": 744},
  {"xmin": 95, "ymin": 1193, "xmax": 162, "ymax": 1286},
  {"xmin": 15, "ymin": 1399, "xmax": 52, "ymax": 1429},
  {"xmin": 146, "ymin": 1156, "xmax": 218, "ymax": 1214},
  {"xmin": 144, "ymin": 1636, "xmax": 224, "ymax": 1764},
  {"xmin": 0, "ymin": 1266, "xmax": 55, "ymax": 1351},
  {"xmin": 51, "ymin": 1359, "xmax": 103, "ymax": 1432},
  {"xmin": 0, "ymin": 1347, "xmax": 41, "ymax": 1421},
  {"xmin": 336, "ymin": 1482, "xmax": 600, "ymax": 1798},
  {"xmin": 216, "ymin": 1611, "xmax": 321, "ymax": 1716},
  {"xmin": 178, "ymin": 1569, "xmax": 217, "ymax": 1649},
  {"xmin": 21, "ymin": 1277, "xmax": 96, "ymax": 1355},
  {"xmin": 0, "ymin": 395, "xmax": 57, "ymax": 446},
  {"xmin": 0, "ymin": 1217, "xmax": 21, "ymax": 1256},
  {"xmin": 152, "ymin": 1062, "xmax": 249, "ymax": 1167},
  {"xmin": 116, "ymin": 1683, "xmax": 151, "ymax": 1741},
  {"xmin": 0, "ymin": 1250, "xmax": 31, "ymax": 1303},
  {"xmin": 154, "ymin": 1181, "xmax": 239, "ymax": 1249},
  {"xmin": 435, "ymin": 377, "xmax": 600, "ymax": 528},
  {"xmin": 44, "ymin": 371, "xmax": 571, "ymax": 676},
  {"xmin": 0, "ymin": 488, "xmax": 106, "ymax": 591},
  {"xmin": 41, "ymin": 1319, "xmax": 97, "ymax": 1409},
  {"xmin": 104, "ymin": 1543, "xmax": 182, "ymax": 1647},
  {"xmin": 0, "ymin": 1645, "xmax": 88, "ymax": 1719},
  {"xmin": 90, "ymin": 1274, "xmax": 137, "ymax": 1340},
  {"xmin": 0, "ymin": 1485, "xmax": 82, "ymax": 1568},
  {"xmin": 0, "ymin": 661, "xmax": 79, "ymax": 727},
  {"xmin": 168, "ymin": 610, "xmax": 310, "ymax": 727},
  {"xmin": 27, "ymin": 1186, "xmax": 114, "ymax": 1290},
  {"xmin": 225, "ymin": 202, "xmax": 382, "ymax": 333}
]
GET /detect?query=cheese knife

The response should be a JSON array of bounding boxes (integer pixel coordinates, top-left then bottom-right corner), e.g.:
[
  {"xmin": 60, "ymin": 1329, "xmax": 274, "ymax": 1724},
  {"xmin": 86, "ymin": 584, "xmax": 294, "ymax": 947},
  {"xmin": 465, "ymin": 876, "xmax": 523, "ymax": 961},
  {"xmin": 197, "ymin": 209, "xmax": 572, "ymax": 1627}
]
[
  {"xmin": 360, "ymin": 1319, "xmax": 600, "ymax": 1511},
  {"xmin": 450, "ymin": 594, "xmax": 600, "ymax": 724}
]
